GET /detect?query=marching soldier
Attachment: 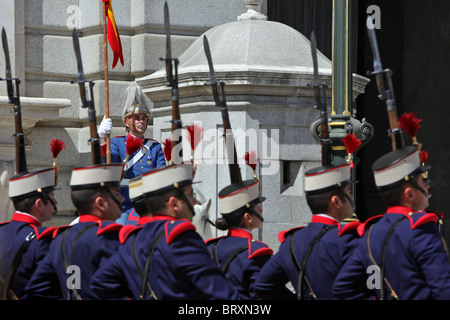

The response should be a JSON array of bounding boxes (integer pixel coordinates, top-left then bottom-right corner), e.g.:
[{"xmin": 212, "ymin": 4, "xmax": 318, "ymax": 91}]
[
  {"xmin": 205, "ymin": 179, "xmax": 273, "ymax": 299},
  {"xmin": 0, "ymin": 168, "xmax": 58, "ymax": 299},
  {"xmin": 0, "ymin": 28, "xmax": 61, "ymax": 300},
  {"xmin": 90, "ymin": 164, "xmax": 241, "ymax": 300},
  {"xmin": 332, "ymin": 146, "xmax": 450, "ymax": 299},
  {"xmin": 23, "ymin": 163, "xmax": 124, "ymax": 300},
  {"xmin": 98, "ymin": 83, "xmax": 166, "ymax": 225},
  {"xmin": 254, "ymin": 164, "xmax": 360, "ymax": 299}
]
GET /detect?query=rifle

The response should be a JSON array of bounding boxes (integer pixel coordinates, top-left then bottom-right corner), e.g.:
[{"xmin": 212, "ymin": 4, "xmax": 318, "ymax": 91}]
[
  {"xmin": 1, "ymin": 28, "xmax": 27, "ymax": 173},
  {"xmin": 203, "ymin": 35, "xmax": 242, "ymax": 183},
  {"xmin": 71, "ymin": 28, "xmax": 102, "ymax": 164},
  {"xmin": 310, "ymin": 31, "xmax": 332, "ymax": 166},
  {"xmin": 161, "ymin": 1, "xmax": 183, "ymax": 163},
  {"xmin": 366, "ymin": 16, "xmax": 404, "ymax": 151}
]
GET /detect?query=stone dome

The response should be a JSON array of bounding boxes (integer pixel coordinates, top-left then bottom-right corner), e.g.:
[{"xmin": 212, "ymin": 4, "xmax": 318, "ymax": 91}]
[
  {"xmin": 177, "ymin": 19, "xmax": 331, "ymax": 74},
  {"xmin": 140, "ymin": 19, "xmax": 331, "ymax": 86}
]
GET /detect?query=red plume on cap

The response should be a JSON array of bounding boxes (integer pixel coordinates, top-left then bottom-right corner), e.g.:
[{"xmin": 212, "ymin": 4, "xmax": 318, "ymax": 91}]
[
  {"xmin": 398, "ymin": 112, "xmax": 422, "ymax": 145},
  {"xmin": 50, "ymin": 139, "xmax": 65, "ymax": 159},
  {"xmin": 185, "ymin": 124, "xmax": 203, "ymax": 177},
  {"xmin": 50, "ymin": 138, "xmax": 65, "ymax": 185},
  {"xmin": 342, "ymin": 134, "xmax": 361, "ymax": 166},
  {"xmin": 420, "ymin": 150, "xmax": 428, "ymax": 164},
  {"xmin": 245, "ymin": 150, "xmax": 258, "ymax": 180},
  {"xmin": 162, "ymin": 138, "xmax": 172, "ymax": 165},
  {"xmin": 186, "ymin": 124, "xmax": 203, "ymax": 151}
]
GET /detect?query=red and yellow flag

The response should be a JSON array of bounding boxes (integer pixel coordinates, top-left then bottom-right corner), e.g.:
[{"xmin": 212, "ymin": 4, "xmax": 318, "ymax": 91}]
[{"xmin": 103, "ymin": 0, "xmax": 123, "ymax": 68}]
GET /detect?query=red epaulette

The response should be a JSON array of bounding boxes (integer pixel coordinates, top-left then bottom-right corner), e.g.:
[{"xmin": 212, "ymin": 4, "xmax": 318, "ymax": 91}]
[
  {"xmin": 119, "ymin": 224, "xmax": 143, "ymax": 244},
  {"xmin": 338, "ymin": 220, "xmax": 362, "ymax": 237},
  {"xmin": 204, "ymin": 236, "xmax": 226, "ymax": 246},
  {"xmin": 95, "ymin": 221, "xmax": 122, "ymax": 235},
  {"xmin": 356, "ymin": 214, "xmax": 384, "ymax": 236},
  {"xmin": 425, "ymin": 209, "xmax": 444, "ymax": 219},
  {"xmin": 278, "ymin": 226, "xmax": 304, "ymax": 244},
  {"xmin": 248, "ymin": 239, "xmax": 273, "ymax": 259},
  {"xmin": 165, "ymin": 219, "xmax": 196, "ymax": 245},
  {"xmin": 405, "ymin": 212, "xmax": 438, "ymax": 229},
  {"xmin": 52, "ymin": 225, "xmax": 72, "ymax": 239},
  {"xmin": 30, "ymin": 225, "xmax": 58, "ymax": 240}
]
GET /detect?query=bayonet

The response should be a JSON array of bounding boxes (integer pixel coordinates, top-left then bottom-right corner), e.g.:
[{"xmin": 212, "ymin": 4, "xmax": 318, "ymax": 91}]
[
  {"xmin": 203, "ymin": 35, "xmax": 242, "ymax": 183},
  {"xmin": 72, "ymin": 28, "xmax": 88, "ymax": 109},
  {"xmin": 71, "ymin": 28, "xmax": 102, "ymax": 164},
  {"xmin": 310, "ymin": 31, "xmax": 332, "ymax": 166},
  {"xmin": 161, "ymin": 1, "xmax": 182, "ymax": 162},
  {"xmin": 1, "ymin": 27, "xmax": 27, "ymax": 173},
  {"xmin": 164, "ymin": 1, "xmax": 173, "ymax": 85},
  {"xmin": 366, "ymin": 16, "xmax": 404, "ymax": 150}
]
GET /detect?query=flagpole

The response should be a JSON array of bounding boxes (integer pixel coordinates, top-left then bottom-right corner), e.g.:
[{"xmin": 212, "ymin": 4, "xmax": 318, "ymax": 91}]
[{"xmin": 102, "ymin": 0, "xmax": 111, "ymax": 163}]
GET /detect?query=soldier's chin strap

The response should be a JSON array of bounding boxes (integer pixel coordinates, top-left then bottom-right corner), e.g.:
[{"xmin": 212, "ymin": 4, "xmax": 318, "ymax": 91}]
[
  {"xmin": 104, "ymin": 187, "xmax": 123, "ymax": 212},
  {"xmin": 408, "ymin": 178, "xmax": 431, "ymax": 199},
  {"xmin": 248, "ymin": 206, "xmax": 264, "ymax": 222},
  {"xmin": 39, "ymin": 189, "xmax": 58, "ymax": 216},
  {"xmin": 174, "ymin": 188, "xmax": 196, "ymax": 217}
]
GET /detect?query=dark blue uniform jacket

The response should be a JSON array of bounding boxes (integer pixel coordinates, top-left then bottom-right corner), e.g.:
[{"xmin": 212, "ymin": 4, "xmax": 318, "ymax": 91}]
[
  {"xmin": 254, "ymin": 215, "xmax": 361, "ymax": 299},
  {"xmin": 332, "ymin": 206, "xmax": 450, "ymax": 300},
  {"xmin": 205, "ymin": 228, "xmax": 273, "ymax": 299},
  {"xmin": 0, "ymin": 212, "xmax": 56, "ymax": 299},
  {"xmin": 23, "ymin": 214, "xmax": 122, "ymax": 300},
  {"xmin": 90, "ymin": 215, "xmax": 242, "ymax": 300}
]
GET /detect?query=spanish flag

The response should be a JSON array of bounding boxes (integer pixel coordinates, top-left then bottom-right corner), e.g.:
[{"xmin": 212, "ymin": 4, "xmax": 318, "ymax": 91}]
[{"xmin": 103, "ymin": 0, "xmax": 123, "ymax": 68}]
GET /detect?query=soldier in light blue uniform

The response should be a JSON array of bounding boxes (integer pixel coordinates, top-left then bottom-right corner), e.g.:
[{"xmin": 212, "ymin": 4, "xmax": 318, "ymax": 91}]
[
  {"xmin": 98, "ymin": 83, "xmax": 166, "ymax": 225},
  {"xmin": 205, "ymin": 179, "xmax": 273, "ymax": 300},
  {"xmin": 333, "ymin": 146, "xmax": 450, "ymax": 300}
]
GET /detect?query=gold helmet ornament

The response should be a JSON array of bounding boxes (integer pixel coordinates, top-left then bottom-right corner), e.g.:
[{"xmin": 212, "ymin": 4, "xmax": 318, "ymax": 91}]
[{"xmin": 122, "ymin": 82, "xmax": 153, "ymax": 132}]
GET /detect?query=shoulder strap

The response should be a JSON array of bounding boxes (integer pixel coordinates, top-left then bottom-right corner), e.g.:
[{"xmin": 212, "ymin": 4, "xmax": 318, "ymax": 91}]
[
  {"xmin": 60, "ymin": 224, "xmax": 97, "ymax": 300},
  {"xmin": 288, "ymin": 229, "xmax": 316, "ymax": 300},
  {"xmin": 221, "ymin": 245, "xmax": 249, "ymax": 274},
  {"xmin": 297, "ymin": 225, "xmax": 337, "ymax": 300},
  {"xmin": 366, "ymin": 216, "xmax": 407, "ymax": 300},
  {"xmin": 123, "ymin": 140, "xmax": 153, "ymax": 172},
  {"xmin": 133, "ymin": 230, "xmax": 165, "ymax": 300},
  {"xmin": 1, "ymin": 231, "xmax": 36, "ymax": 300}
]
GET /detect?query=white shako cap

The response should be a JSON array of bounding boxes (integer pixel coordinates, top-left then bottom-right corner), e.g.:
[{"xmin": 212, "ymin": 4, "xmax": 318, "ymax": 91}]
[
  {"xmin": 129, "ymin": 176, "xmax": 144, "ymax": 201},
  {"xmin": 70, "ymin": 163, "xmax": 123, "ymax": 190},
  {"xmin": 372, "ymin": 146, "xmax": 430, "ymax": 189},
  {"xmin": 9, "ymin": 167, "xmax": 56, "ymax": 200},
  {"xmin": 218, "ymin": 179, "xmax": 265, "ymax": 215},
  {"xmin": 304, "ymin": 164, "xmax": 352, "ymax": 195},
  {"xmin": 141, "ymin": 163, "xmax": 193, "ymax": 196}
]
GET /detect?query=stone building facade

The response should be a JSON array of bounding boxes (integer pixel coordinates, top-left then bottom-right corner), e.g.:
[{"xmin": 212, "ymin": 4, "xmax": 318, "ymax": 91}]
[{"xmin": 0, "ymin": 0, "xmax": 368, "ymax": 250}]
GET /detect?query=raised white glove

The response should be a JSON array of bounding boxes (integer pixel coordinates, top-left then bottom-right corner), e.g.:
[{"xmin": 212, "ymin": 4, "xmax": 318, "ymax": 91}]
[{"xmin": 98, "ymin": 116, "xmax": 112, "ymax": 138}]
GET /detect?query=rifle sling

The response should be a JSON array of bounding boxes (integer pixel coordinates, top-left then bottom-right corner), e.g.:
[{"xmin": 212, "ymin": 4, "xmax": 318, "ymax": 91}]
[
  {"xmin": 297, "ymin": 225, "xmax": 337, "ymax": 300},
  {"xmin": 211, "ymin": 239, "xmax": 248, "ymax": 274},
  {"xmin": 366, "ymin": 216, "xmax": 407, "ymax": 300},
  {"xmin": 61, "ymin": 224, "xmax": 97, "ymax": 300},
  {"xmin": 2, "ymin": 232, "xmax": 35, "ymax": 300},
  {"xmin": 134, "ymin": 230, "xmax": 165, "ymax": 300}
]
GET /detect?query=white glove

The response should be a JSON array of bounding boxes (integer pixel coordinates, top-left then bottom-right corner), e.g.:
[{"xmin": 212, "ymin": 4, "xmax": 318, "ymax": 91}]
[{"xmin": 98, "ymin": 116, "xmax": 112, "ymax": 138}]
